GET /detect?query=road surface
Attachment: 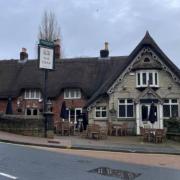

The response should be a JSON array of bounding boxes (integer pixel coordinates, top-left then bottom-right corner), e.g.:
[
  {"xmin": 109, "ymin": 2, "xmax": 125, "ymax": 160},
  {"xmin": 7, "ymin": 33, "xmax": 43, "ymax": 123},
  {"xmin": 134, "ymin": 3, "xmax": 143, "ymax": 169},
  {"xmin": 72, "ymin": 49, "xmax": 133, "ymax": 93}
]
[{"xmin": 0, "ymin": 142, "xmax": 180, "ymax": 180}]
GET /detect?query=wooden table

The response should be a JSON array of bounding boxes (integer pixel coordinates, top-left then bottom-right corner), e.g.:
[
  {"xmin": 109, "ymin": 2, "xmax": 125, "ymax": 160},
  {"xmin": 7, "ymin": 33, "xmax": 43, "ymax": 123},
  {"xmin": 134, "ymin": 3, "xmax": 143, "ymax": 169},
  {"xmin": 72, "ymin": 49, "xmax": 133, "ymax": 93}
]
[
  {"xmin": 144, "ymin": 128, "xmax": 156, "ymax": 142},
  {"xmin": 112, "ymin": 124, "xmax": 123, "ymax": 136},
  {"xmin": 90, "ymin": 131, "xmax": 100, "ymax": 139}
]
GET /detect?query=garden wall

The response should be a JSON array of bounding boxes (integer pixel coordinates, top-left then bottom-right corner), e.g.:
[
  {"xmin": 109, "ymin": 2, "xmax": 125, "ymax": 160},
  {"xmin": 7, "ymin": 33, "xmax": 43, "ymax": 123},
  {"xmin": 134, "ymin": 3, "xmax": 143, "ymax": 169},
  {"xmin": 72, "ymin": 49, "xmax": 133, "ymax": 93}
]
[{"xmin": 0, "ymin": 113, "xmax": 44, "ymax": 137}]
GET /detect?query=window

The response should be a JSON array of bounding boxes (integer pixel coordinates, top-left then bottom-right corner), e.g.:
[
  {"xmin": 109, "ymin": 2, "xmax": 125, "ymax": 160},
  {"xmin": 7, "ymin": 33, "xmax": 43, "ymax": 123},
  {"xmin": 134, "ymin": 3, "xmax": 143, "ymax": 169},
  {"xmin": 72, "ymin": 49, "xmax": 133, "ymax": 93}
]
[
  {"xmin": 24, "ymin": 89, "xmax": 42, "ymax": 99},
  {"xmin": 25, "ymin": 108, "xmax": 39, "ymax": 116},
  {"xmin": 118, "ymin": 99, "xmax": 134, "ymax": 118},
  {"xmin": 163, "ymin": 99, "xmax": 179, "ymax": 118},
  {"xmin": 64, "ymin": 89, "xmax": 81, "ymax": 99},
  {"xmin": 95, "ymin": 106, "xmax": 107, "ymax": 118},
  {"xmin": 66, "ymin": 108, "xmax": 82, "ymax": 123},
  {"xmin": 136, "ymin": 71, "xmax": 159, "ymax": 87}
]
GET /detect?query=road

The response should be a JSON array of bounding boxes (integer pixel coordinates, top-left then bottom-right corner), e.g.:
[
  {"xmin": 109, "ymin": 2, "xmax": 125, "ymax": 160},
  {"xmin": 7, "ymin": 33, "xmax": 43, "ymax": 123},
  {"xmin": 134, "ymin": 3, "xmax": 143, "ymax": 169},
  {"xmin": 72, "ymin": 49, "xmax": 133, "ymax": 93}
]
[{"xmin": 0, "ymin": 142, "xmax": 180, "ymax": 180}]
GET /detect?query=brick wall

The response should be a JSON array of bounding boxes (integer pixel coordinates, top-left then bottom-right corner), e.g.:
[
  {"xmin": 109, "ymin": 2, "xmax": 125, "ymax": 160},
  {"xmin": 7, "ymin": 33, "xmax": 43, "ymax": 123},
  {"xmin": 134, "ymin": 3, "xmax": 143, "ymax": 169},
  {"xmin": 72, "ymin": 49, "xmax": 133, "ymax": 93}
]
[
  {"xmin": 52, "ymin": 94, "xmax": 87, "ymax": 130},
  {"xmin": 0, "ymin": 93, "xmax": 87, "ymax": 131}
]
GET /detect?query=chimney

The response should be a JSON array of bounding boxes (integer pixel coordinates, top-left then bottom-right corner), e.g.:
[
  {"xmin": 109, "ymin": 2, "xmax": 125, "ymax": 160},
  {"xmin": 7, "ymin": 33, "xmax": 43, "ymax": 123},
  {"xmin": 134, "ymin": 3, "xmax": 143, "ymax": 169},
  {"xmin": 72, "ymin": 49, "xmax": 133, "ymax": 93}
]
[
  {"xmin": 20, "ymin": 48, "xmax": 28, "ymax": 61},
  {"xmin": 54, "ymin": 39, "xmax": 61, "ymax": 59},
  {"xmin": 100, "ymin": 42, "xmax": 109, "ymax": 58}
]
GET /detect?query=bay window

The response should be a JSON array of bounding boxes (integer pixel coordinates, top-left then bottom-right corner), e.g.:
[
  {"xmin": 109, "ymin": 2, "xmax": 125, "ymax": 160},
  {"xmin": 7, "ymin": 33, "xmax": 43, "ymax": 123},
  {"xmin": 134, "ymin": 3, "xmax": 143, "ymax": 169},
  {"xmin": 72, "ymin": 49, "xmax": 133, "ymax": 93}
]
[{"xmin": 136, "ymin": 70, "xmax": 159, "ymax": 87}]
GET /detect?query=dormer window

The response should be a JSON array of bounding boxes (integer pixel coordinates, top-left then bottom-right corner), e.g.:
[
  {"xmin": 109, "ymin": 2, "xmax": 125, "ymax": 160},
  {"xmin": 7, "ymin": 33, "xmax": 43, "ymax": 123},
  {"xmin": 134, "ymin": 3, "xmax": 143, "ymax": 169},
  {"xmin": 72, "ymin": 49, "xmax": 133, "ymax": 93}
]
[
  {"xmin": 64, "ymin": 89, "xmax": 81, "ymax": 99},
  {"xmin": 136, "ymin": 70, "xmax": 159, "ymax": 88},
  {"xmin": 24, "ymin": 89, "xmax": 42, "ymax": 99}
]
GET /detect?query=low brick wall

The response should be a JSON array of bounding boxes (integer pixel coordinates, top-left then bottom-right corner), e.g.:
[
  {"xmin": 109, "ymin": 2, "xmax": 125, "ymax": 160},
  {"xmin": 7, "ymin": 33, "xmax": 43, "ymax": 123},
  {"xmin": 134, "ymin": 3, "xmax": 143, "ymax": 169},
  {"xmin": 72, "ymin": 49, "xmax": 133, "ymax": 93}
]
[{"xmin": 0, "ymin": 114, "xmax": 45, "ymax": 137}]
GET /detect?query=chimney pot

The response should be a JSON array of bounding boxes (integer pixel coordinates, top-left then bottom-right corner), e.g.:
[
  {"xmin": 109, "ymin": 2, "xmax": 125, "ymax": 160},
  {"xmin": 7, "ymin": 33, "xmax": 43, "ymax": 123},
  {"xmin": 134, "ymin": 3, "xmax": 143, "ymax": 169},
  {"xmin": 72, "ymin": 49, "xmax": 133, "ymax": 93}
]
[
  {"xmin": 22, "ymin": 48, "xmax": 27, "ymax": 53},
  {"xmin": 100, "ymin": 42, "xmax": 109, "ymax": 58},
  {"xmin": 105, "ymin": 42, "xmax": 108, "ymax": 50},
  {"xmin": 54, "ymin": 39, "xmax": 61, "ymax": 59},
  {"xmin": 20, "ymin": 47, "xmax": 28, "ymax": 62}
]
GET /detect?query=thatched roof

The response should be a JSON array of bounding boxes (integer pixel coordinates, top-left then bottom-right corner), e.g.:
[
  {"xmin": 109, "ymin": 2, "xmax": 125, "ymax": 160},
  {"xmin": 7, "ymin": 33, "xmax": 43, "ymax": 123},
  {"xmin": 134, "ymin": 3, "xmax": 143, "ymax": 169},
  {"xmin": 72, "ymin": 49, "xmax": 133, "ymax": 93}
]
[
  {"xmin": 0, "ymin": 57, "xmax": 128, "ymax": 99},
  {"xmin": 0, "ymin": 32, "xmax": 179, "ymax": 108}
]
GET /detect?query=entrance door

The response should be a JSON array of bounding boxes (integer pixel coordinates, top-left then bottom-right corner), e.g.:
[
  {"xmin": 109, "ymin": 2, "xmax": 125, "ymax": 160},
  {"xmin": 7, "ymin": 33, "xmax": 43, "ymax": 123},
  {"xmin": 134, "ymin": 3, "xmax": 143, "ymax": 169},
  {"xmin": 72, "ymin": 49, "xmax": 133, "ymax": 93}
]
[
  {"xmin": 75, "ymin": 108, "xmax": 82, "ymax": 124},
  {"xmin": 140, "ymin": 103, "xmax": 159, "ymax": 129}
]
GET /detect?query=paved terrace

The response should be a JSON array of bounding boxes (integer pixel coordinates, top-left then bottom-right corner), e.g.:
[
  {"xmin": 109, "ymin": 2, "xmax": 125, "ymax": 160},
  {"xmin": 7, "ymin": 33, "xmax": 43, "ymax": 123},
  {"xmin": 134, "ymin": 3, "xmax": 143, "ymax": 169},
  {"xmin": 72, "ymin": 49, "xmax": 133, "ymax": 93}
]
[{"xmin": 0, "ymin": 131, "xmax": 180, "ymax": 155}]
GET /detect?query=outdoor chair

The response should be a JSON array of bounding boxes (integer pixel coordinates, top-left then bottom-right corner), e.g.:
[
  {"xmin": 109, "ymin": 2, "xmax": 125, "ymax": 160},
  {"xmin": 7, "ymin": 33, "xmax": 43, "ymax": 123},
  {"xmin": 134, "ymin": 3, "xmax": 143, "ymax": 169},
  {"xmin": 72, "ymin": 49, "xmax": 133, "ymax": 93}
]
[
  {"xmin": 121, "ymin": 123, "xmax": 128, "ymax": 136},
  {"xmin": 155, "ymin": 129, "xmax": 164, "ymax": 143},
  {"xmin": 139, "ymin": 127, "xmax": 144, "ymax": 141},
  {"xmin": 162, "ymin": 127, "xmax": 167, "ymax": 143},
  {"xmin": 99, "ymin": 127, "xmax": 108, "ymax": 139},
  {"xmin": 142, "ymin": 128, "xmax": 150, "ymax": 142},
  {"xmin": 107, "ymin": 122, "xmax": 112, "ymax": 136},
  {"xmin": 80, "ymin": 130, "xmax": 88, "ymax": 138},
  {"xmin": 61, "ymin": 122, "xmax": 70, "ymax": 136},
  {"xmin": 87, "ymin": 124, "xmax": 101, "ymax": 139},
  {"xmin": 107, "ymin": 122, "xmax": 116, "ymax": 136},
  {"xmin": 56, "ymin": 122, "xmax": 62, "ymax": 135}
]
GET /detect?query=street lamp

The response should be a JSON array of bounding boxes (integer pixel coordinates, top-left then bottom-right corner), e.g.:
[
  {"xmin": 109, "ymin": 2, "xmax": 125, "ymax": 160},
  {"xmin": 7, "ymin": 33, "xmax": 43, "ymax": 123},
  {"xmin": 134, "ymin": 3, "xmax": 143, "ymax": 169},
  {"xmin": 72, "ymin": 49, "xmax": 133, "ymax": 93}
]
[{"xmin": 47, "ymin": 99, "xmax": 52, "ymax": 112}]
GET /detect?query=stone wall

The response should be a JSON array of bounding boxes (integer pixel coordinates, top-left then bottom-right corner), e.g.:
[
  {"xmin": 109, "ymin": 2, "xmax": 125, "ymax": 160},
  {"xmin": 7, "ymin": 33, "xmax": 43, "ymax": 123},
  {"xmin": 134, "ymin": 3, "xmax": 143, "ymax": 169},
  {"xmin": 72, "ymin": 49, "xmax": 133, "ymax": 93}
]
[{"xmin": 0, "ymin": 114, "xmax": 44, "ymax": 137}]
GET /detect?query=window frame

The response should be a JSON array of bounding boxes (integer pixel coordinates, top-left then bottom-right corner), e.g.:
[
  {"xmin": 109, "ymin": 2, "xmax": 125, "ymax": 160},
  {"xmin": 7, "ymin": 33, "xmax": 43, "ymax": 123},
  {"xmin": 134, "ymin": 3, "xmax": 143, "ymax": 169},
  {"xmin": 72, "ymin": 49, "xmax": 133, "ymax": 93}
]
[
  {"xmin": 25, "ymin": 108, "xmax": 40, "ymax": 116},
  {"xmin": 118, "ymin": 99, "xmax": 134, "ymax": 118},
  {"xmin": 66, "ymin": 107, "xmax": 82, "ymax": 123},
  {"xmin": 64, "ymin": 89, "xmax": 81, "ymax": 99},
  {"xmin": 163, "ymin": 99, "xmax": 179, "ymax": 118},
  {"xmin": 95, "ymin": 106, "xmax": 107, "ymax": 119},
  {"xmin": 24, "ymin": 89, "xmax": 41, "ymax": 100},
  {"xmin": 136, "ymin": 70, "xmax": 159, "ymax": 88}
]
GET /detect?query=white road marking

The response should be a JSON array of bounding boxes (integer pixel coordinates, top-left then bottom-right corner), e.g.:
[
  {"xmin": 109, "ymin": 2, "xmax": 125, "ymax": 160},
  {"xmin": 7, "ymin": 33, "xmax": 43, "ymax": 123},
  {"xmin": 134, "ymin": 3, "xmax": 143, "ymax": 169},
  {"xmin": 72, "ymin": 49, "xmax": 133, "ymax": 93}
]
[{"xmin": 0, "ymin": 172, "xmax": 18, "ymax": 179}]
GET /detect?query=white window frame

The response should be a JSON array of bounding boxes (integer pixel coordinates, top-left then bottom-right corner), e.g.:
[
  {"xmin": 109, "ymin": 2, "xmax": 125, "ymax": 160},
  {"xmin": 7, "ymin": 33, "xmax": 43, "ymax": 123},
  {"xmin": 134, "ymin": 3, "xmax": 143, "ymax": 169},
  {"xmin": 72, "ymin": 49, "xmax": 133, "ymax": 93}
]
[
  {"xmin": 118, "ymin": 99, "xmax": 134, "ymax": 118},
  {"xmin": 95, "ymin": 106, "xmax": 107, "ymax": 119},
  {"xmin": 66, "ymin": 108, "xmax": 82, "ymax": 123},
  {"xmin": 24, "ymin": 89, "xmax": 42, "ymax": 100},
  {"xmin": 25, "ymin": 108, "xmax": 40, "ymax": 116},
  {"xmin": 163, "ymin": 99, "xmax": 179, "ymax": 118},
  {"xmin": 64, "ymin": 89, "xmax": 81, "ymax": 99},
  {"xmin": 136, "ymin": 70, "xmax": 159, "ymax": 88}
]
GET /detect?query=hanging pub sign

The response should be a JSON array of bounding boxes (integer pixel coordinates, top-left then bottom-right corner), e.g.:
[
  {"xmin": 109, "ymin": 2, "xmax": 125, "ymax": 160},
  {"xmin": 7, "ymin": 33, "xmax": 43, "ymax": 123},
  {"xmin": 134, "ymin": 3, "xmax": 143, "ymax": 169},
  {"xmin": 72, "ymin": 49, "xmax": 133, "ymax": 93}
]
[{"xmin": 38, "ymin": 39, "xmax": 55, "ymax": 70}]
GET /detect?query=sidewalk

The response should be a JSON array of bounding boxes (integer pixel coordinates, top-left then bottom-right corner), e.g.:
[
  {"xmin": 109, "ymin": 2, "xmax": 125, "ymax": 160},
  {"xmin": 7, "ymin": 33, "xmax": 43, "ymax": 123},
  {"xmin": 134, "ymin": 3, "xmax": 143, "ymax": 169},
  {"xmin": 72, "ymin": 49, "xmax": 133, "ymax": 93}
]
[{"xmin": 0, "ymin": 131, "xmax": 180, "ymax": 155}]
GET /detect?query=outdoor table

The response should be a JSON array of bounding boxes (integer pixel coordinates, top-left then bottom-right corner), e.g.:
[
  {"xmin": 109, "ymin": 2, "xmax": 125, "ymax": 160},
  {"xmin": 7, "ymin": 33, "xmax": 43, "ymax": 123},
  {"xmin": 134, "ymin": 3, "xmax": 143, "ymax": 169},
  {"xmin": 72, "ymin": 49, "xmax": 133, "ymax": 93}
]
[
  {"xmin": 113, "ymin": 124, "xmax": 123, "ymax": 136},
  {"xmin": 90, "ymin": 131, "xmax": 100, "ymax": 139},
  {"xmin": 145, "ymin": 128, "xmax": 156, "ymax": 143}
]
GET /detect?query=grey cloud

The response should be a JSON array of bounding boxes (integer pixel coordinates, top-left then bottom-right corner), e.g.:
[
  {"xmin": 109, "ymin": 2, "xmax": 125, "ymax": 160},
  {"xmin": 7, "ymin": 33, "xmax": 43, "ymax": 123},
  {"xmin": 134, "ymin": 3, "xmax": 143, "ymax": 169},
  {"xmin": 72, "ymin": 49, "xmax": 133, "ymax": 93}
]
[{"xmin": 0, "ymin": 0, "xmax": 179, "ymax": 68}]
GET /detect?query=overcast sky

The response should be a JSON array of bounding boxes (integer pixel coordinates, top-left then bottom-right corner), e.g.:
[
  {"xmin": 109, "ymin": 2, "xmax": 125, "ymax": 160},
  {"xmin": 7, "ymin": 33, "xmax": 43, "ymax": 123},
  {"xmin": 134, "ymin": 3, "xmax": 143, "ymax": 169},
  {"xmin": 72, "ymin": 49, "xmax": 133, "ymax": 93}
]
[{"xmin": 0, "ymin": 0, "xmax": 180, "ymax": 68}]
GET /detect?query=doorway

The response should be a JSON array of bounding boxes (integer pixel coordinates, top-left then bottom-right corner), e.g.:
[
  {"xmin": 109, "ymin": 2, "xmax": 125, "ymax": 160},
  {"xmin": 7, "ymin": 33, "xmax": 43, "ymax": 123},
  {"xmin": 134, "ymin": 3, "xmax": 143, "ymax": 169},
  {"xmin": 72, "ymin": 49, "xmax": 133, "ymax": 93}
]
[{"xmin": 140, "ymin": 103, "xmax": 159, "ymax": 129}]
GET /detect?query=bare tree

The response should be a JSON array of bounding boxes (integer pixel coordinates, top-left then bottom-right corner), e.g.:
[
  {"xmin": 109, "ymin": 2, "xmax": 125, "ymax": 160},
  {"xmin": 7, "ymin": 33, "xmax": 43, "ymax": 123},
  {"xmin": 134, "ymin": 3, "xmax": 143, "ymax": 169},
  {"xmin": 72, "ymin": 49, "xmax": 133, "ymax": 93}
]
[{"xmin": 38, "ymin": 10, "xmax": 60, "ymax": 42}]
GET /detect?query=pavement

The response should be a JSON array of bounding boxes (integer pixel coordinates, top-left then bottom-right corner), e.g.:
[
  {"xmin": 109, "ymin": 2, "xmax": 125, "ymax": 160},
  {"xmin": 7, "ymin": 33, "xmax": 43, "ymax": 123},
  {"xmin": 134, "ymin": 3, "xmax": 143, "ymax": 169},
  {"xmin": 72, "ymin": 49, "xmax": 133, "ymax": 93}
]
[{"xmin": 0, "ymin": 131, "xmax": 180, "ymax": 155}]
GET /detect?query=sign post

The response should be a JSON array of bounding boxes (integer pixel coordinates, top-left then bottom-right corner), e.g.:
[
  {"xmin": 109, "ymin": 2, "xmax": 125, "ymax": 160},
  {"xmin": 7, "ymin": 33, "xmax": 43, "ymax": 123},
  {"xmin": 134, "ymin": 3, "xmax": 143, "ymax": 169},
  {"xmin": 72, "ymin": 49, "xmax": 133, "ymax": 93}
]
[{"xmin": 38, "ymin": 39, "xmax": 55, "ymax": 138}]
